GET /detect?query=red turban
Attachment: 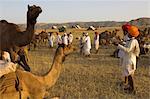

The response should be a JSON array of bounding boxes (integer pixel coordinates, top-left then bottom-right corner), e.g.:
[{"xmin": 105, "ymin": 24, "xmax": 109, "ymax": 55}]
[{"xmin": 122, "ymin": 24, "xmax": 131, "ymax": 32}]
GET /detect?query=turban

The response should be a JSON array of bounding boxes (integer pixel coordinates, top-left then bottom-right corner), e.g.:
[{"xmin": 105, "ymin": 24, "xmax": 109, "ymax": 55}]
[
  {"xmin": 122, "ymin": 24, "xmax": 131, "ymax": 32},
  {"xmin": 128, "ymin": 26, "xmax": 139, "ymax": 37}
]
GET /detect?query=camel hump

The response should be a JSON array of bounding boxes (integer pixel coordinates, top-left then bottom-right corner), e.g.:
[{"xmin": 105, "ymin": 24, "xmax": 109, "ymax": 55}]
[{"xmin": 0, "ymin": 20, "xmax": 8, "ymax": 23}]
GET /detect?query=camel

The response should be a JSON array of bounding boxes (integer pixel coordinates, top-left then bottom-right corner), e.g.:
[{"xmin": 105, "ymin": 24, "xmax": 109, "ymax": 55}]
[
  {"xmin": 99, "ymin": 30, "xmax": 119, "ymax": 46},
  {"xmin": 38, "ymin": 31, "xmax": 48, "ymax": 46},
  {"xmin": 0, "ymin": 44, "xmax": 75, "ymax": 99},
  {"xmin": 0, "ymin": 5, "xmax": 42, "ymax": 62}
]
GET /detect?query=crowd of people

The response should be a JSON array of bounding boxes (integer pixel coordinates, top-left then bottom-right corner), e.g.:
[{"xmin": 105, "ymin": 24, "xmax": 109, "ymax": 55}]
[
  {"xmin": 0, "ymin": 24, "xmax": 147, "ymax": 94},
  {"xmin": 79, "ymin": 32, "xmax": 101, "ymax": 57},
  {"xmin": 47, "ymin": 32, "xmax": 74, "ymax": 48}
]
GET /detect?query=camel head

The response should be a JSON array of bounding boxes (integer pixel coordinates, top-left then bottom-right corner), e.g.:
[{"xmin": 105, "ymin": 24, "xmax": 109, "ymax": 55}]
[
  {"xmin": 27, "ymin": 5, "xmax": 42, "ymax": 24},
  {"xmin": 63, "ymin": 44, "xmax": 75, "ymax": 56},
  {"xmin": 56, "ymin": 44, "xmax": 75, "ymax": 62}
]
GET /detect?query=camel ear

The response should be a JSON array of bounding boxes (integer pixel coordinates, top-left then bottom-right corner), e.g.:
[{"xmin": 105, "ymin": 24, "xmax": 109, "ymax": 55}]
[{"xmin": 28, "ymin": 5, "xmax": 30, "ymax": 9}]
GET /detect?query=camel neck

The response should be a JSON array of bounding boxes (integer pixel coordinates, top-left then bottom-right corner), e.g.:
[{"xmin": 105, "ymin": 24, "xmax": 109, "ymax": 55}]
[
  {"xmin": 53, "ymin": 48, "xmax": 64, "ymax": 64},
  {"xmin": 41, "ymin": 47, "xmax": 64, "ymax": 89},
  {"xmin": 15, "ymin": 22, "xmax": 34, "ymax": 47},
  {"xmin": 26, "ymin": 22, "xmax": 34, "ymax": 34}
]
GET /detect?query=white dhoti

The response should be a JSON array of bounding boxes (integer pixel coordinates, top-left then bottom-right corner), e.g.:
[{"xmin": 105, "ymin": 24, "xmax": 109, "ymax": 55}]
[
  {"xmin": 84, "ymin": 48, "xmax": 91, "ymax": 55},
  {"xmin": 83, "ymin": 36, "xmax": 91, "ymax": 56},
  {"xmin": 94, "ymin": 41, "xmax": 99, "ymax": 50},
  {"xmin": 122, "ymin": 55, "xmax": 137, "ymax": 76}
]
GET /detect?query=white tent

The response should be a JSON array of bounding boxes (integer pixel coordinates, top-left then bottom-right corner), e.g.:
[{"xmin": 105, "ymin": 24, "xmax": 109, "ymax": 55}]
[
  {"xmin": 75, "ymin": 25, "xmax": 81, "ymax": 29},
  {"xmin": 52, "ymin": 26, "xmax": 57, "ymax": 29},
  {"xmin": 87, "ymin": 26, "xmax": 96, "ymax": 31},
  {"xmin": 72, "ymin": 25, "xmax": 81, "ymax": 29}
]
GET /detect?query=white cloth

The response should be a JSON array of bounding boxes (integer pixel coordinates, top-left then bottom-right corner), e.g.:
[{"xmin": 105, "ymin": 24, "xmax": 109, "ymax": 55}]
[
  {"xmin": 118, "ymin": 34, "xmax": 130, "ymax": 58},
  {"xmin": 2, "ymin": 51, "xmax": 11, "ymax": 62},
  {"xmin": 0, "ymin": 60, "xmax": 17, "ymax": 78},
  {"xmin": 94, "ymin": 35, "xmax": 99, "ymax": 50},
  {"xmin": 84, "ymin": 36, "xmax": 91, "ymax": 49},
  {"xmin": 118, "ymin": 38, "xmax": 140, "ymax": 76},
  {"xmin": 48, "ymin": 35, "xmax": 55, "ymax": 47},
  {"xmin": 83, "ymin": 36, "xmax": 91, "ymax": 55},
  {"xmin": 62, "ymin": 35, "xmax": 68, "ymax": 45},
  {"xmin": 56, "ymin": 35, "xmax": 62, "ymax": 45},
  {"xmin": 118, "ymin": 50, "xmax": 125, "ymax": 58},
  {"xmin": 144, "ymin": 44, "xmax": 150, "ymax": 49},
  {"xmin": 68, "ymin": 34, "xmax": 73, "ymax": 44}
]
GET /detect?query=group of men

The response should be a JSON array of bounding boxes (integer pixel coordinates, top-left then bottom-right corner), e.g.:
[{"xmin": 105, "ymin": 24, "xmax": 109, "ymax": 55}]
[
  {"xmin": 79, "ymin": 32, "xmax": 100, "ymax": 57},
  {"xmin": 47, "ymin": 32, "xmax": 73, "ymax": 48}
]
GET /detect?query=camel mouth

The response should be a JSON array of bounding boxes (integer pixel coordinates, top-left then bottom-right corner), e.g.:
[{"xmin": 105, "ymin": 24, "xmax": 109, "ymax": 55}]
[
  {"xmin": 38, "ymin": 8, "xmax": 42, "ymax": 13},
  {"xmin": 38, "ymin": 7, "xmax": 42, "ymax": 14}
]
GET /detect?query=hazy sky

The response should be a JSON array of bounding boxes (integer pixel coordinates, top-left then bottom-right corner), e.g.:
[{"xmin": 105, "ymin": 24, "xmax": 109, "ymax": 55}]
[{"xmin": 0, "ymin": 0, "xmax": 149, "ymax": 23}]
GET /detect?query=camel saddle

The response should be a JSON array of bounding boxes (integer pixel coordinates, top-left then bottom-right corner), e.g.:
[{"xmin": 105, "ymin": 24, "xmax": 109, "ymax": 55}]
[{"xmin": 0, "ymin": 71, "xmax": 21, "ymax": 94}]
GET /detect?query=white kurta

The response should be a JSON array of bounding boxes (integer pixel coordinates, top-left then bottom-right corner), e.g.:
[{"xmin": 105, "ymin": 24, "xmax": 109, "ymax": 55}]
[
  {"xmin": 83, "ymin": 36, "xmax": 91, "ymax": 55},
  {"xmin": 56, "ymin": 35, "xmax": 62, "ymax": 45},
  {"xmin": 118, "ymin": 38, "xmax": 140, "ymax": 76},
  {"xmin": 68, "ymin": 34, "xmax": 73, "ymax": 44},
  {"xmin": 94, "ymin": 35, "xmax": 99, "ymax": 50},
  {"xmin": 48, "ymin": 35, "xmax": 55, "ymax": 47},
  {"xmin": 62, "ymin": 35, "xmax": 68, "ymax": 45}
]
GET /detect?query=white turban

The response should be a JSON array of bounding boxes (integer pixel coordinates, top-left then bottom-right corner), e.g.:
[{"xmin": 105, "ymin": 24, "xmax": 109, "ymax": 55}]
[{"xmin": 85, "ymin": 33, "xmax": 88, "ymax": 36}]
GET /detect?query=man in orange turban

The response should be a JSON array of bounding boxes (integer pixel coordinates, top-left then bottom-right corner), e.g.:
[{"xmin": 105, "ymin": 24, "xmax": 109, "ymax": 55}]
[{"xmin": 115, "ymin": 25, "xmax": 140, "ymax": 93}]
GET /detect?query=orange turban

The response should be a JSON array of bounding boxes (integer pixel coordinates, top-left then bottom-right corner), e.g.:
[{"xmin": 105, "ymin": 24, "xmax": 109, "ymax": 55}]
[{"xmin": 128, "ymin": 26, "xmax": 139, "ymax": 37}]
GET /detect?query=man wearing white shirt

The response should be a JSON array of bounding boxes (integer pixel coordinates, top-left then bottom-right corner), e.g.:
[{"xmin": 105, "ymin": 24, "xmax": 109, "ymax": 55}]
[
  {"xmin": 68, "ymin": 32, "xmax": 73, "ymax": 45},
  {"xmin": 115, "ymin": 25, "xmax": 140, "ymax": 93},
  {"xmin": 83, "ymin": 33, "xmax": 91, "ymax": 57},
  {"xmin": 48, "ymin": 32, "xmax": 55, "ymax": 48},
  {"xmin": 56, "ymin": 32, "xmax": 62, "ymax": 46},
  {"xmin": 62, "ymin": 33, "xmax": 68, "ymax": 46}
]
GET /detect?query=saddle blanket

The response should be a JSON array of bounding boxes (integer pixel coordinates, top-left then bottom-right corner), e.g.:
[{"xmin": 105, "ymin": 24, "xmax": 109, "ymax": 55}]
[{"xmin": 0, "ymin": 60, "xmax": 17, "ymax": 78}]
